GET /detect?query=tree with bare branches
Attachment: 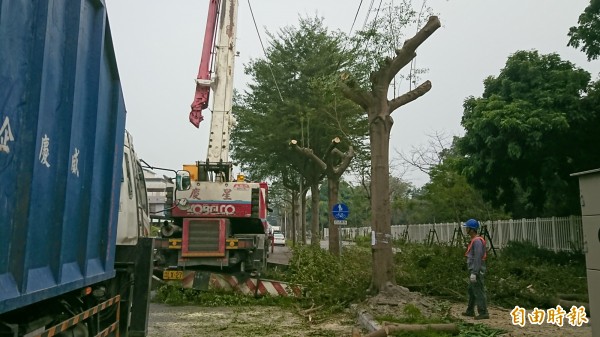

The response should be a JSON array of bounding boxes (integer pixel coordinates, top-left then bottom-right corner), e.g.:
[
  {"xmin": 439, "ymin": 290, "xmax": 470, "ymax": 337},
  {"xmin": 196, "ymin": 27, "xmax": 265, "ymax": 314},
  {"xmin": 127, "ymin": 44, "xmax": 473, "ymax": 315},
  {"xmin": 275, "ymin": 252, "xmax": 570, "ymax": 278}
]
[
  {"xmin": 340, "ymin": 16, "xmax": 441, "ymax": 292},
  {"xmin": 396, "ymin": 130, "xmax": 452, "ymax": 175}
]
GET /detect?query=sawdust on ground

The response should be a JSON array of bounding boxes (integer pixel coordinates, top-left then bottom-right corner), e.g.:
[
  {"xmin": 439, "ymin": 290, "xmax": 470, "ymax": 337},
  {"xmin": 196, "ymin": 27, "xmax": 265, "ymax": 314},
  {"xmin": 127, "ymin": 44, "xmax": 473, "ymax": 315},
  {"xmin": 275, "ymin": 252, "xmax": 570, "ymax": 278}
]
[
  {"xmin": 147, "ymin": 303, "xmax": 360, "ymax": 337},
  {"xmin": 356, "ymin": 283, "xmax": 592, "ymax": 337}
]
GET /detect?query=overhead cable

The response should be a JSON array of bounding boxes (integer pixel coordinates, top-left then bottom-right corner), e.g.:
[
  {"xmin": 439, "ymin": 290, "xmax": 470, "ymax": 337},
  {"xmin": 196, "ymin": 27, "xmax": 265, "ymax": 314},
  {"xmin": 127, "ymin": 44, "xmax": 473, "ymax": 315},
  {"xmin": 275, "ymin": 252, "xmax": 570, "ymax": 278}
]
[
  {"xmin": 348, "ymin": 0, "xmax": 364, "ymax": 36},
  {"xmin": 247, "ymin": 0, "xmax": 284, "ymax": 102}
]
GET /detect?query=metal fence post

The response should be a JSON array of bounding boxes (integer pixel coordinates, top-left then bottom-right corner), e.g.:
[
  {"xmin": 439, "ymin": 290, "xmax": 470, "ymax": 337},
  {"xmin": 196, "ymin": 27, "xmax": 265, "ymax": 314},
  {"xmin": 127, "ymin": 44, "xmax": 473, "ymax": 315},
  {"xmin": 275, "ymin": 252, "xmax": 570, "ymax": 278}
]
[
  {"xmin": 498, "ymin": 220, "xmax": 506, "ymax": 248},
  {"xmin": 551, "ymin": 216, "xmax": 558, "ymax": 252},
  {"xmin": 569, "ymin": 215, "xmax": 576, "ymax": 250},
  {"xmin": 535, "ymin": 217, "xmax": 541, "ymax": 247}
]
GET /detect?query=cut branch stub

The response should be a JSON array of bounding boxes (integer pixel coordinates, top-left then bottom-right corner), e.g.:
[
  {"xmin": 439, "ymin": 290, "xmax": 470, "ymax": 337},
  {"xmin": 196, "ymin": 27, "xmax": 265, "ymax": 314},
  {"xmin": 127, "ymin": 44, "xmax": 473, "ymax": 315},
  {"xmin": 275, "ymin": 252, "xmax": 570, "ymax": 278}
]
[
  {"xmin": 388, "ymin": 80, "xmax": 433, "ymax": 113},
  {"xmin": 322, "ymin": 137, "xmax": 341, "ymax": 165},
  {"xmin": 290, "ymin": 139, "xmax": 327, "ymax": 172},
  {"xmin": 327, "ymin": 146, "xmax": 355, "ymax": 177}
]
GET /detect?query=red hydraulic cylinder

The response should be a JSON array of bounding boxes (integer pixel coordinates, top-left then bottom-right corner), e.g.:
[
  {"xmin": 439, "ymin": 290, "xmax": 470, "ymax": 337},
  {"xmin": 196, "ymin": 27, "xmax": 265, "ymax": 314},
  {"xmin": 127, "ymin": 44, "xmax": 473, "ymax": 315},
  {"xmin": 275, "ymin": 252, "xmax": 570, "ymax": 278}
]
[{"xmin": 189, "ymin": 0, "xmax": 220, "ymax": 128}]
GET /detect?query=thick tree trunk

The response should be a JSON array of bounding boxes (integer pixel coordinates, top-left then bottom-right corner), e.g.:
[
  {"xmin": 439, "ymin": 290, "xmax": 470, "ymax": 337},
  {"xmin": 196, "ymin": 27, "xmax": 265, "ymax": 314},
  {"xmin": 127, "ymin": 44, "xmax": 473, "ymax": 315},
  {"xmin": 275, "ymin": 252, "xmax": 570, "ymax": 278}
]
[
  {"xmin": 328, "ymin": 177, "xmax": 340, "ymax": 256},
  {"xmin": 301, "ymin": 188, "xmax": 308, "ymax": 245},
  {"xmin": 310, "ymin": 183, "xmax": 321, "ymax": 246},
  {"xmin": 370, "ymin": 115, "xmax": 395, "ymax": 291}
]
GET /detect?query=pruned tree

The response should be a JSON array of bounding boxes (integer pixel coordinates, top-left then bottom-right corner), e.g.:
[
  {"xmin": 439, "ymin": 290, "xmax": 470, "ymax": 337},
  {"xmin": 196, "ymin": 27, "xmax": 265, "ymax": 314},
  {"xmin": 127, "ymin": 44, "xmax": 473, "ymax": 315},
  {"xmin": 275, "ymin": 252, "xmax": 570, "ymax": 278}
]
[
  {"xmin": 324, "ymin": 138, "xmax": 354, "ymax": 255},
  {"xmin": 339, "ymin": 16, "xmax": 441, "ymax": 292},
  {"xmin": 291, "ymin": 137, "xmax": 354, "ymax": 254}
]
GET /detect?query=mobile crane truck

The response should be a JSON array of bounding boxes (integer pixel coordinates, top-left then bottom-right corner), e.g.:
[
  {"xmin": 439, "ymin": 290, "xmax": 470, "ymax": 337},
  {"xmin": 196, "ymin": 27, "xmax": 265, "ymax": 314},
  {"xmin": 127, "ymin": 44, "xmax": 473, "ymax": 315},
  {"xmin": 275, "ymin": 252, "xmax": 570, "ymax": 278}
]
[
  {"xmin": 0, "ymin": 1, "xmax": 153, "ymax": 336},
  {"xmin": 152, "ymin": 0, "xmax": 277, "ymax": 292}
]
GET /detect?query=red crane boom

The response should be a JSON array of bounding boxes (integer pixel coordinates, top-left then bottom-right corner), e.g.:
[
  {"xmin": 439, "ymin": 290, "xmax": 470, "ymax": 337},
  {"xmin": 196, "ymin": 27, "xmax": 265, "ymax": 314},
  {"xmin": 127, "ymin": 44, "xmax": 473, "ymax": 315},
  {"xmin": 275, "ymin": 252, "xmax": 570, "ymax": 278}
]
[{"xmin": 189, "ymin": 0, "xmax": 219, "ymax": 128}]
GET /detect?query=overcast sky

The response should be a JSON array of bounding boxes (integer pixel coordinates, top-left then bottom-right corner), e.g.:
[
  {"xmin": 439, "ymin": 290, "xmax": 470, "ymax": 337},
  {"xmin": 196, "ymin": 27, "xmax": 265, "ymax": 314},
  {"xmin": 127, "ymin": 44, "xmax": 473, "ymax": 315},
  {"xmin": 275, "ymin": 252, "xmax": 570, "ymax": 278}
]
[{"xmin": 105, "ymin": 0, "xmax": 599, "ymax": 186}]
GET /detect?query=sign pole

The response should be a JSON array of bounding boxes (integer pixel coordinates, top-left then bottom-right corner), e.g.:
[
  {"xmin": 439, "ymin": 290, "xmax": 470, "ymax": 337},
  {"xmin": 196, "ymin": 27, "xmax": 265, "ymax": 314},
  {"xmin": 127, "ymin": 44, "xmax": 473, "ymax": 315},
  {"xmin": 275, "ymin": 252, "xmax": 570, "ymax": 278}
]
[{"xmin": 332, "ymin": 203, "xmax": 350, "ymax": 253}]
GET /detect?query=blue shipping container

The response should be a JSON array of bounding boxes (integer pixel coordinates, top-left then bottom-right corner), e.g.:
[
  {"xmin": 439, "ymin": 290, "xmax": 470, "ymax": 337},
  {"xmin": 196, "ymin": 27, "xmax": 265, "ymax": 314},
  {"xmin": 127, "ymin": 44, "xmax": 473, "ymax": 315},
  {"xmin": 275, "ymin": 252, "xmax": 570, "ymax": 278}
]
[{"xmin": 0, "ymin": 0, "xmax": 126, "ymax": 314}]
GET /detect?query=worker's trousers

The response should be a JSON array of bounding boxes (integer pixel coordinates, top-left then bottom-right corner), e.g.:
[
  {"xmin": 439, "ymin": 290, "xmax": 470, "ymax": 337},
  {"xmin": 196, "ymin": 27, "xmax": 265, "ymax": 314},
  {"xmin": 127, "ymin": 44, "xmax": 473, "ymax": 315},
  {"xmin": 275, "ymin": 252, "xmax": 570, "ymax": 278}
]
[{"xmin": 467, "ymin": 272, "xmax": 488, "ymax": 315}]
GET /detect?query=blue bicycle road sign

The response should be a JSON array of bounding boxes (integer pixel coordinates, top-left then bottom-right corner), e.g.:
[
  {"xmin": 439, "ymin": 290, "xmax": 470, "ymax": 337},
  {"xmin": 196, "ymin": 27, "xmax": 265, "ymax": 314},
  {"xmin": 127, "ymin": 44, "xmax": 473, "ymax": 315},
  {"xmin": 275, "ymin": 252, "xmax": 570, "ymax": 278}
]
[{"xmin": 332, "ymin": 203, "xmax": 349, "ymax": 220}]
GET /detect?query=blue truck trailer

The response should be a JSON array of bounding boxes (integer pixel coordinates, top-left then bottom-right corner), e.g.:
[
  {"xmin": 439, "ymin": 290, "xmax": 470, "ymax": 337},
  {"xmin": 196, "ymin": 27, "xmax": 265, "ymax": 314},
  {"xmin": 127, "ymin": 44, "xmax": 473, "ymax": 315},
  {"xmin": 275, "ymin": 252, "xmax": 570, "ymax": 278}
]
[{"xmin": 0, "ymin": 1, "xmax": 153, "ymax": 336}]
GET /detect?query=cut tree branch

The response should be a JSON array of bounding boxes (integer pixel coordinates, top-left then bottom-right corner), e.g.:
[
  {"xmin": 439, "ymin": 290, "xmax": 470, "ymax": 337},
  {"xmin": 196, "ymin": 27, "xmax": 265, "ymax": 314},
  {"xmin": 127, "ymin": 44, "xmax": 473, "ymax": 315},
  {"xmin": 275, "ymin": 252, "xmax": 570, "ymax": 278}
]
[
  {"xmin": 322, "ymin": 137, "xmax": 341, "ymax": 165},
  {"xmin": 339, "ymin": 76, "xmax": 371, "ymax": 110},
  {"xmin": 388, "ymin": 80, "xmax": 432, "ymax": 113},
  {"xmin": 290, "ymin": 140, "xmax": 327, "ymax": 171},
  {"xmin": 331, "ymin": 148, "xmax": 344, "ymax": 158},
  {"xmin": 382, "ymin": 16, "xmax": 441, "ymax": 86},
  {"xmin": 332, "ymin": 146, "xmax": 355, "ymax": 176}
]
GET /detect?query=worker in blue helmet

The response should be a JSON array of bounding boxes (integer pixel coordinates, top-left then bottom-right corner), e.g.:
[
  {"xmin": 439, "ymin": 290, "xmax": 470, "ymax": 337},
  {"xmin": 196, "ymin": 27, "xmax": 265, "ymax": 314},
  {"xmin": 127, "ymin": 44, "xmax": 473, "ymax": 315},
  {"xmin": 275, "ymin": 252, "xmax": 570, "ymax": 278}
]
[{"xmin": 462, "ymin": 218, "xmax": 489, "ymax": 319}]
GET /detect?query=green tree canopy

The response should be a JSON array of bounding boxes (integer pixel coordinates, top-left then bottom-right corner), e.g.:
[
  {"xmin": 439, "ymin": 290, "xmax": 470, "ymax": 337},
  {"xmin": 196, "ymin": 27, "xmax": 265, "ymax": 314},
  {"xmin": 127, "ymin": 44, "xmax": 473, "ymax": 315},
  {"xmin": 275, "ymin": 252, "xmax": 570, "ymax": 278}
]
[
  {"xmin": 568, "ymin": 0, "xmax": 600, "ymax": 60},
  {"xmin": 420, "ymin": 143, "xmax": 508, "ymax": 223},
  {"xmin": 231, "ymin": 17, "xmax": 366, "ymax": 182},
  {"xmin": 457, "ymin": 50, "xmax": 599, "ymax": 217}
]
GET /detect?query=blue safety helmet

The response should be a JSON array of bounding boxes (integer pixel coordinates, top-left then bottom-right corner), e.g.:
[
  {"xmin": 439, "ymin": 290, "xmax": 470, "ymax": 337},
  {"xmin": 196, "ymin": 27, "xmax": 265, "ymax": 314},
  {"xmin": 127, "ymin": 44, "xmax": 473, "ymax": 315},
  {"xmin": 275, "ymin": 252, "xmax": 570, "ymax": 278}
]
[{"xmin": 463, "ymin": 218, "xmax": 480, "ymax": 230}]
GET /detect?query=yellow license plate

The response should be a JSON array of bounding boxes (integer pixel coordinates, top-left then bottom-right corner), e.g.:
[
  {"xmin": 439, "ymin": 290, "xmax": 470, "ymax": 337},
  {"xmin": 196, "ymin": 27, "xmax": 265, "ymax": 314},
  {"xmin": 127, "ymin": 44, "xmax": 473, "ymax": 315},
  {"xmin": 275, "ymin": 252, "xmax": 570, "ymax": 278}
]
[{"xmin": 163, "ymin": 270, "xmax": 184, "ymax": 280}]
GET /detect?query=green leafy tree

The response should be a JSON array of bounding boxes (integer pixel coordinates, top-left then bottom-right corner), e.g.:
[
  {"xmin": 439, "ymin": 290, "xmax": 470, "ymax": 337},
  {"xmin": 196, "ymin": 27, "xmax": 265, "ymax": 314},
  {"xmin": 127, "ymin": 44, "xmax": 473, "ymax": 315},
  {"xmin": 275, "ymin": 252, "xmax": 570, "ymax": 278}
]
[
  {"xmin": 389, "ymin": 175, "xmax": 414, "ymax": 225},
  {"xmin": 400, "ymin": 187, "xmax": 432, "ymax": 224},
  {"xmin": 568, "ymin": 0, "xmax": 600, "ymax": 60},
  {"xmin": 422, "ymin": 154, "xmax": 508, "ymax": 223},
  {"xmin": 457, "ymin": 50, "xmax": 599, "ymax": 217},
  {"xmin": 231, "ymin": 17, "xmax": 366, "ymax": 247}
]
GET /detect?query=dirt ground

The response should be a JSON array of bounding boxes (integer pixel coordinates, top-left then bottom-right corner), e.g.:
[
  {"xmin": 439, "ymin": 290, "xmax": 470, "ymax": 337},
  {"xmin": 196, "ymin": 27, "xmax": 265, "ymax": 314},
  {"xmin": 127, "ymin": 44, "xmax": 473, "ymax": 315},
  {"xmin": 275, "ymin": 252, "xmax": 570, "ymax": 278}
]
[
  {"xmin": 354, "ymin": 284, "xmax": 592, "ymax": 337},
  {"xmin": 449, "ymin": 302, "xmax": 592, "ymax": 337},
  {"xmin": 147, "ymin": 298, "xmax": 593, "ymax": 337},
  {"xmin": 147, "ymin": 303, "xmax": 360, "ymax": 337}
]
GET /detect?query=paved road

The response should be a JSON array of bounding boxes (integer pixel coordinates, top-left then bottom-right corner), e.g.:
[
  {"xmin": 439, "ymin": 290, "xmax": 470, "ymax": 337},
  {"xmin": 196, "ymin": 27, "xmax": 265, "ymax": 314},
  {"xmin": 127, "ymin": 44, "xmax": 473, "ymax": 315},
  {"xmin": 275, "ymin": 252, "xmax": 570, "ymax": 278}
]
[
  {"xmin": 266, "ymin": 244, "xmax": 292, "ymax": 265},
  {"xmin": 267, "ymin": 239, "xmax": 355, "ymax": 266}
]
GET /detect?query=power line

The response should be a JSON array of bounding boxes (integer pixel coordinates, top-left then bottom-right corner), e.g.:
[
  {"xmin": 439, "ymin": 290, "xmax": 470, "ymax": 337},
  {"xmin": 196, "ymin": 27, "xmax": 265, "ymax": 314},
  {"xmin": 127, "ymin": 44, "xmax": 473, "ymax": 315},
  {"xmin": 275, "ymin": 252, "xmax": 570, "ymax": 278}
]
[
  {"xmin": 247, "ymin": 0, "xmax": 284, "ymax": 102},
  {"xmin": 348, "ymin": 0, "xmax": 364, "ymax": 36},
  {"xmin": 372, "ymin": 0, "xmax": 384, "ymax": 25},
  {"xmin": 361, "ymin": 0, "xmax": 376, "ymax": 31}
]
